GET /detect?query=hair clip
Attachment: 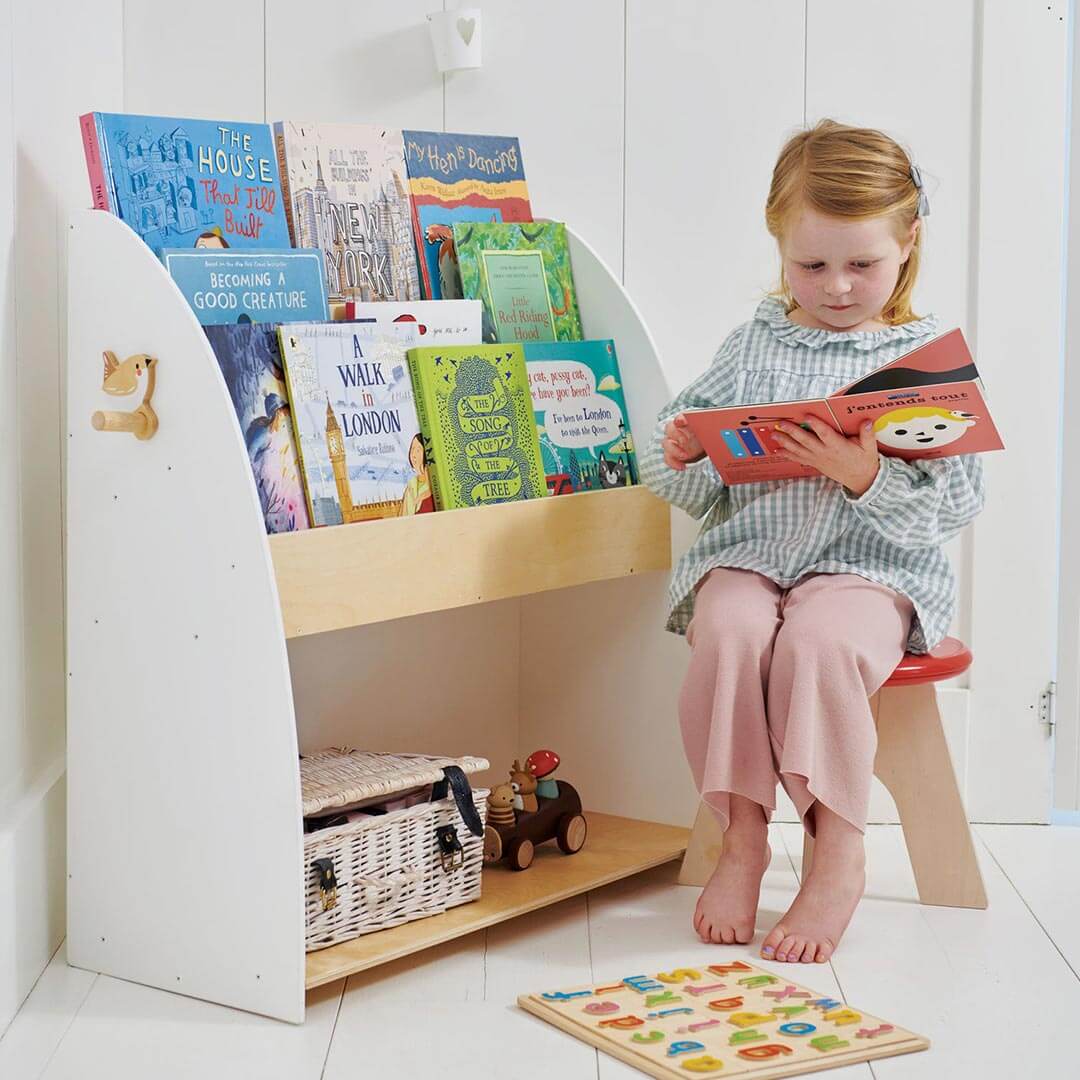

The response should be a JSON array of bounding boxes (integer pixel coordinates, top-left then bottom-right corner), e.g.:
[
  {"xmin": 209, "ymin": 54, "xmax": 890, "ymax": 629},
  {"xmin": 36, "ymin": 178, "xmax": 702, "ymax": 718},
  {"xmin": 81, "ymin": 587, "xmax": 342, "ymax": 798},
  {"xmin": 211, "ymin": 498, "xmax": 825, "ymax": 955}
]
[{"xmin": 909, "ymin": 163, "xmax": 930, "ymax": 217}]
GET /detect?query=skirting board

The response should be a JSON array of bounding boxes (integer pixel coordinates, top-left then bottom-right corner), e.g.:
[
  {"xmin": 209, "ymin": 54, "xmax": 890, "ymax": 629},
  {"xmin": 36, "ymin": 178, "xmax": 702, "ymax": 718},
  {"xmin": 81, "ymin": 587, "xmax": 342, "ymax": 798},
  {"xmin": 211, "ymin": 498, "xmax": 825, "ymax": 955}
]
[
  {"xmin": 0, "ymin": 759, "xmax": 66, "ymax": 1034},
  {"xmin": 773, "ymin": 687, "xmax": 969, "ymax": 825}
]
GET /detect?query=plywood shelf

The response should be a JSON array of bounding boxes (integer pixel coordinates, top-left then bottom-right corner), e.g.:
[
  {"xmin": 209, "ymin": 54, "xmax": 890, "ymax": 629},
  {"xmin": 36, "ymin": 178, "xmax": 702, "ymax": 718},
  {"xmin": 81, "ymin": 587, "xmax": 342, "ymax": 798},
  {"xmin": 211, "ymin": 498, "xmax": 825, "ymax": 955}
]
[
  {"xmin": 304, "ymin": 812, "xmax": 688, "ymax": 989},
  {"xmin": 269, "ymin": 485, "xmax": 671, "ymax": 638}
]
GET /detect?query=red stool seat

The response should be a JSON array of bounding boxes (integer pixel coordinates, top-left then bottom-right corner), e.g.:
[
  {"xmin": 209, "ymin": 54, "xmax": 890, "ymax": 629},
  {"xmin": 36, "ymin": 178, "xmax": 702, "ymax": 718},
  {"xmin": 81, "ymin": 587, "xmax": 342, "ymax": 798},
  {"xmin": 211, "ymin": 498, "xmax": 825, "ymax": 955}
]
[{"xmin": 885, "ymin": 636, "xmax": 972, "ymax": 687}]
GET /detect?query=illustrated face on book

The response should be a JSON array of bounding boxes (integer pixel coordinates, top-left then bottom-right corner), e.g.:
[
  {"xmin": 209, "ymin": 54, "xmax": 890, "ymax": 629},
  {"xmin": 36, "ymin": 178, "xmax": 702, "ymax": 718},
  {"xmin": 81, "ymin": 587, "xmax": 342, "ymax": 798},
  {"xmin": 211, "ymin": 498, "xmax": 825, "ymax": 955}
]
[
  {"xmin": 874, "ymin": 407, "xmax": 976, "ymax": 450},
  {"xmin": 781, "ymin": 203, "xmax": 918, "ymax": 334}
]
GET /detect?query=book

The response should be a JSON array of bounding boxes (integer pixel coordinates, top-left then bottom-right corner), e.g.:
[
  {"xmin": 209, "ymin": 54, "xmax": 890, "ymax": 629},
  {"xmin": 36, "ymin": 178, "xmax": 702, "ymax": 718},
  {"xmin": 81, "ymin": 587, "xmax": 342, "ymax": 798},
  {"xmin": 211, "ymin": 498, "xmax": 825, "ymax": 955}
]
[
  {"xmin": 681, "ymin": 328, "xmax": 1004, "ymax": 485},
  {"xmin": 407, "ymin": 343, "xmax": 546, "ymax": 510},
  {"xmin": 273, "ymin": 121, "xmax": 421, "ymax": 304},
  {"xmin": 279, "ymin": 322, "xmax": 430, "ymax": 525},
  {"xmin": 79, "ymin": 112, "xmax": 292, "ymax": 255},
  {"xmin": 342, "ymin": 299, "xmax": 482, "ymax": 345},
  {"xmin": 452, "ymin": 221, "xmax": 583, "ymax": 344},
  {"xmin": 203, "ymin": 323, "xmax": 310, "ymax": 534},
  {"xmin": 401, "ymin": 130, "xmax": 532, "ymax": 300},
  {"xmin": 163, "ymin": 248, "xmax": 329, "ymax": 325},
  {"xmin": 523, "ymin": 340, "xmax": 638, "ymax": 495}
]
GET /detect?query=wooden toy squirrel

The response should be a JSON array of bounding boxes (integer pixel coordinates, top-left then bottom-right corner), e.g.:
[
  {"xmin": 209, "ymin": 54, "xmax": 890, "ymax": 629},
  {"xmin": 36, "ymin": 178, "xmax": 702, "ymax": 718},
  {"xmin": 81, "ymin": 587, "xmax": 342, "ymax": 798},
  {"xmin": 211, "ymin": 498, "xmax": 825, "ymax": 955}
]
[{"xmin": 509, "ymin": 760, "xmax": 539, "ymax": 812}]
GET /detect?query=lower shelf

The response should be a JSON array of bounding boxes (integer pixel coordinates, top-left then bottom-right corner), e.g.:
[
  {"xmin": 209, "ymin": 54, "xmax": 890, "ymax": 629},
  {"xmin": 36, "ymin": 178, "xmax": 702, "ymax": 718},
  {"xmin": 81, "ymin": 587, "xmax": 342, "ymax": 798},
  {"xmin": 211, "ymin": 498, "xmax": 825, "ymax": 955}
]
[{"xmin": 304, "ymin": 812, "xmax": 689, "ymax": 990}]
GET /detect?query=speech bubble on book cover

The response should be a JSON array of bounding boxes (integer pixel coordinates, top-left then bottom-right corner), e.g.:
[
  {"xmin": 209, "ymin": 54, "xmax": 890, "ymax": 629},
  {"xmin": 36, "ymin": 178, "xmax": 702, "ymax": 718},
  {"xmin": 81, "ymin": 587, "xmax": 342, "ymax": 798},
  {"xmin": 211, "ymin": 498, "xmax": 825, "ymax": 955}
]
[{"xmin": 529, "ymin": 360, "xmax": 625, "ymax": 454}]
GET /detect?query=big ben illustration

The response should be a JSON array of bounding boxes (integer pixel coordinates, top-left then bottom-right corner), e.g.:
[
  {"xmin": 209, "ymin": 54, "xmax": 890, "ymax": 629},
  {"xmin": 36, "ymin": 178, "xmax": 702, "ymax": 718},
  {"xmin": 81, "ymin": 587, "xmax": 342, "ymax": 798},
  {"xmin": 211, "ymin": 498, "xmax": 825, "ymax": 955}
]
[
  {"xmin": 324, "ymin": 395, "xmax": 400, "ymax": 522},
  {"xmin": 325, "ymin": 396, "xmax": 354, "ymax": 520}
]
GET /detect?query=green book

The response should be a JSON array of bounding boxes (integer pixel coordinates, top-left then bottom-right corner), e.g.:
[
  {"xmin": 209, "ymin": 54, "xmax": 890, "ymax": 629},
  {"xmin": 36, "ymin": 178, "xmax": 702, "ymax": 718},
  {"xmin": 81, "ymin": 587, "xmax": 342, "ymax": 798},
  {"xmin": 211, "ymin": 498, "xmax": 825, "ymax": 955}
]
[
  {"xmin": 452, "ymin": 221, "xmax": 584, "ymax": 344},
  {"xmin": 407, "ymin": 343, "xmax": 547, "ymax": 509}
]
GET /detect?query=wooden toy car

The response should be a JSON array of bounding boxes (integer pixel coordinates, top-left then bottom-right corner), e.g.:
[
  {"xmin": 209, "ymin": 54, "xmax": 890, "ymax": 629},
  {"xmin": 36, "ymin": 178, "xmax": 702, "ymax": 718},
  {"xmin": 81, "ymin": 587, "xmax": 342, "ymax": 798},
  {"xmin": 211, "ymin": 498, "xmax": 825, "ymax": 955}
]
[{"xmin": 483, "ymin": 779, "xmax": 588, "ymax": 871}]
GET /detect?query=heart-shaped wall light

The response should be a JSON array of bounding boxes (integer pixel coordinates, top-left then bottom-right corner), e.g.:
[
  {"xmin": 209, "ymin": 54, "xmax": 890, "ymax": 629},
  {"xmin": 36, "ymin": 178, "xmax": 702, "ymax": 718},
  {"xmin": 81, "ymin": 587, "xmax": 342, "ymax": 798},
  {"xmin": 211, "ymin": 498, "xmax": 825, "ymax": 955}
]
[{"xmin": 427, "ymin": 8, "xmax": 483, "ymax": 72}]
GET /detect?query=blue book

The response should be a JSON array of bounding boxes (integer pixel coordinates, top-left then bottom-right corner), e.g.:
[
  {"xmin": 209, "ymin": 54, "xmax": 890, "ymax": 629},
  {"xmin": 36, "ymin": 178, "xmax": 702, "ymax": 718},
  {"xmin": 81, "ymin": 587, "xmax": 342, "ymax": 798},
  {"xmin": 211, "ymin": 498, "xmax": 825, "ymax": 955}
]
[
  {"xmin": 203, "ymin": 323, "xmax": 310, "ymax": 534},
  {"xmin": 522, "ymin": 340, "xmax": 638, "ymax": 495},
  {"xmin": 401, "ymin": 130, "xmax": 532, "ymax": 300},
  {"xmin": 80, "ymin": 111, "xmax": 292, "ymax": 255},
  {"xmin": 163, "ymin": 249, "xmax": 329, "ymax": 325}
]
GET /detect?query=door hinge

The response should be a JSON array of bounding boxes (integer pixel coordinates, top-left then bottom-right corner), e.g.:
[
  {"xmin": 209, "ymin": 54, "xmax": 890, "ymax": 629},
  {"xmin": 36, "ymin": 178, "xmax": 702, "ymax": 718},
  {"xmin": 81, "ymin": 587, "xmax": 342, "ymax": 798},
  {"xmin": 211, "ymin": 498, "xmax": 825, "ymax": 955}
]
[{"xmin": 1039, "ymin": 681, "xmax": 1057, "ymax": 728}]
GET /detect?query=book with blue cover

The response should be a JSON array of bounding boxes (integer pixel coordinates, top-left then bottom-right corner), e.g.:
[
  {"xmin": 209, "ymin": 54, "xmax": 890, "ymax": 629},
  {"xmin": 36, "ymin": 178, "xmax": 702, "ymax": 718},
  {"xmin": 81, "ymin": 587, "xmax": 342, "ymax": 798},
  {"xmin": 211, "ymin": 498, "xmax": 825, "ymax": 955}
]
[
  {"xmin": 401, "ymin": 130, "xmax": 532, "ymax": 300},
  {"xmin": 203, "ymin": 323, "xmax": 310, "ymax": 534},
  {"xmin": 80, "ymin": 112, "xmax": 292, "ymax": 255},
  {"xmin": 163, "ymin": 249, "xmax": 329, "ymax": 325},
  {"xmin": 523, "ymin": 340, "xmax": 637, "ymax": 494}
]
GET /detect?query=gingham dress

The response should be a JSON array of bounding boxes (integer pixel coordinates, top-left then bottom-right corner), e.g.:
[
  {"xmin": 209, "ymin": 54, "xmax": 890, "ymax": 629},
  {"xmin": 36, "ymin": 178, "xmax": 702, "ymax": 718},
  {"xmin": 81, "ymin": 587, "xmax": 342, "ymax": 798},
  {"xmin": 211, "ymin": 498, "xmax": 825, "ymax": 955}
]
[{"xmin": 640, "ymin": 296, "xmax": 985, "ymax": 653}]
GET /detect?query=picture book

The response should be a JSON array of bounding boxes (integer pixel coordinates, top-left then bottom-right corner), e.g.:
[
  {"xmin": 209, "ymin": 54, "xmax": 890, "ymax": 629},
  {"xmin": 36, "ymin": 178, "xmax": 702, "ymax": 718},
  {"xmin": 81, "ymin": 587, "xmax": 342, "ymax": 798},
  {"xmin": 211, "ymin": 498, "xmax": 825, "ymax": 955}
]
[
  {"xmin": 524, "ymin": 340, "xmax": 638, "ymax": 495},
  {"xmin": 681, "ymin": 328, "xmax": 1004, "ymax": 485},
  {"xmin": 80, "ymin": 112, "xmax": 292, "ymax": 256},
  {"xmin": 407, "ymin": 343, "xmax": 546, "ymax": 510},
  {"xmin": 273, "ymin": 121, "xmax": 421, "ymax": 304},
  {"xmin": 341, "ymin": 299, "xmax": 482, "ymax": 345},
  {"xmin": 452, "ymin": 221, "xmax": 583, "ymax": 344},
  {"xmin": 163, "ymin": 249, "xmax": 329, "ymax": 325},
  {"xmin": 401, "ymin": 130, "xmax": 532, "ymax": 300},
  {"xmin": 203, "ymin": 323, "xmax": 310, "ymax": 534},
  {"xmin": 279, "ymin": 322, "xmax": 429, "ymax": 525}
]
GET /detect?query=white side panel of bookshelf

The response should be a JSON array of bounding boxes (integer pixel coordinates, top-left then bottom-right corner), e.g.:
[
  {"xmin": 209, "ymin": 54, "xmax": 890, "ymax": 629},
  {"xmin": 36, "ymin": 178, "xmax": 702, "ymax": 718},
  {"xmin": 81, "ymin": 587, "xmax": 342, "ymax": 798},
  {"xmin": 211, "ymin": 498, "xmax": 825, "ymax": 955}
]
[
  {"xmin": 519, "ymin": 228, "xmax": 697, "ymax": 827},
  {"xmin": 65, "ymin": 210, "xmax": 305, "ymax": 1022}
]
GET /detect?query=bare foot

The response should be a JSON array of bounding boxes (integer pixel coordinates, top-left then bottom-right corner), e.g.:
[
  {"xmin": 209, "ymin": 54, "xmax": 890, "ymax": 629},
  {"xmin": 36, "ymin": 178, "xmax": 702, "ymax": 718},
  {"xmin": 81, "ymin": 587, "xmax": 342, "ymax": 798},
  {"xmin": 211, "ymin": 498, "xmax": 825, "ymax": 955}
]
[
  {"xmin": 760, "ymin": 844, "xmax": 865, "ymax": 964},
  {"xmin": 693, "ymin": 837, "xmax": 772, "ymax": 945}
]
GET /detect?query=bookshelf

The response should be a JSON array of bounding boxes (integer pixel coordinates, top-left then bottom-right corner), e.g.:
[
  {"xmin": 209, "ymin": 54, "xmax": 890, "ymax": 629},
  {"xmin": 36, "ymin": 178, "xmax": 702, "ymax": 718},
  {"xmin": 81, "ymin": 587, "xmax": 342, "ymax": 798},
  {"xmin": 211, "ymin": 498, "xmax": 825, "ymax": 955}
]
[{"xmin": 65, "ymin": 209, "xmax": 686, "ymax": 1024}]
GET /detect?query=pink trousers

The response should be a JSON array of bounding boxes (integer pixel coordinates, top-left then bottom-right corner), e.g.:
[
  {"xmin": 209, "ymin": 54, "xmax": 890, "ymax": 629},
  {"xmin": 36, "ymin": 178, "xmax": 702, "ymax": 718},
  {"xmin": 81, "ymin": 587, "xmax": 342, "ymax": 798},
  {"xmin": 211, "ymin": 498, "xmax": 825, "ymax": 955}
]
[{"xmin": 680, "ymin": 568, "xmax": 914, "ymax": 837}]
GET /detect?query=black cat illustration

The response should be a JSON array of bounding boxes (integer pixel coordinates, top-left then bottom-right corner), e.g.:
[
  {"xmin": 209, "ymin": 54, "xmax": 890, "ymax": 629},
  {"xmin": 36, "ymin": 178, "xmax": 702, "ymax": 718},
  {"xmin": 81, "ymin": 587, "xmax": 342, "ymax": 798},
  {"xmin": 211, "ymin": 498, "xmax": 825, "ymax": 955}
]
[{"xmin": 597, "ymin": 451, "xmax": 626, "ymax": 489}]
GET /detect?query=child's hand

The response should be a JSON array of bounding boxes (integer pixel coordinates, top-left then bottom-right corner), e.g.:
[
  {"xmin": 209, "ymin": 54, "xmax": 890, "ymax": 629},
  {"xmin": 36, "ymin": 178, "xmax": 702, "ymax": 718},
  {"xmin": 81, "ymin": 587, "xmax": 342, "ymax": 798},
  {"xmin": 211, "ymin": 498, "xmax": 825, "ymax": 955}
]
[
  {"xmin": 662, "ymin": 414, "xmax": 706, "ymax": 471},
  {"xmin": 773, "ymin": 417, "xmax": 881, "ymax": 496}
]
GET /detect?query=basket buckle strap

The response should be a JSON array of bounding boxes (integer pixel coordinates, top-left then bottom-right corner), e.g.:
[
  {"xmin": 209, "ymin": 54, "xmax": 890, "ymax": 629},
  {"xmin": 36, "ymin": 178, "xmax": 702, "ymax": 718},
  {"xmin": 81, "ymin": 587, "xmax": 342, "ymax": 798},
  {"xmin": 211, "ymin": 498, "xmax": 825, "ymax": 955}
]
[
  {"xmin": 311, "ymin": 857, "xmax": 338, "ymax": 911},
  {"xmin": 431, "ymin": 765, "xmax": 484, "ymax": 837},
  {"xmin": 436, "ymin": 824, "xmax": 465, "ymax": 872}
]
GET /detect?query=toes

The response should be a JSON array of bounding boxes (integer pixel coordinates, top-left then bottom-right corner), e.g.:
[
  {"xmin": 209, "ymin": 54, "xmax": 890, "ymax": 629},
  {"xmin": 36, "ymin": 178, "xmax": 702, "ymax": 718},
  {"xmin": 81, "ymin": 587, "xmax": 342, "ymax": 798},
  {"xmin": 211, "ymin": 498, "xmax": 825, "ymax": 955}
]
[
  {"xmin": 760, "ymin": 925, "xmax": 785, "ymax": 959},
  {"xmin": 776, "ymin": 935, "xmax": 800, "ymax": 962},
  {"xmin": 815, "ymin": 940, "xmax": 835, "ymax": 963},
  {"xmin": 734, "ymin": 923, "xmax": 755, "ymax": 945},
  {"xmin": 719, "ymin": 926, "xmax": 736, "ymax": 946},
  {"xmin": 799, "ymin": 942, "xmax": 815, "ymax": 963}
]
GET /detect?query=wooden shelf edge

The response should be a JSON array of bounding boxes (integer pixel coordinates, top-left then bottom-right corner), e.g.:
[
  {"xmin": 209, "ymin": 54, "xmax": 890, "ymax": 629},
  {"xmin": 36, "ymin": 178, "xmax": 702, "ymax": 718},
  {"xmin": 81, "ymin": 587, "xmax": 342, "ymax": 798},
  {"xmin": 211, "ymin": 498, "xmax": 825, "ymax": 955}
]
[
  {"xmin": 304, "ymin": 813, "xmax": 689, "ymax": 990},
  {"xmin": 271, "ymin": 486, "xmax": 671, "ymax": 638}
]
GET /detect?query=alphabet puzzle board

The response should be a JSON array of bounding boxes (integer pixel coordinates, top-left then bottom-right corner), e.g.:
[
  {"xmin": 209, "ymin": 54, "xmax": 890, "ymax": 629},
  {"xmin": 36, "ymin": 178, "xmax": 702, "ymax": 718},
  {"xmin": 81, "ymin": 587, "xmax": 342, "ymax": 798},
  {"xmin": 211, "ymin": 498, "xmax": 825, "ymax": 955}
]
[{"xmin": 517, "ymin": 959, "xmax": 928, "ymax": 1078}]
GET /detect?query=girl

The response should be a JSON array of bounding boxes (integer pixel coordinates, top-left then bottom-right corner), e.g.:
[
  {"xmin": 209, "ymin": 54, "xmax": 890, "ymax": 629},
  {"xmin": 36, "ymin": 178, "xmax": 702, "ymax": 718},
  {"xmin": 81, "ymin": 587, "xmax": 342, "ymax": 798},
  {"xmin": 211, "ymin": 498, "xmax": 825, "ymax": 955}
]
[{"xmin": 641, "ymin": 119, "xmax": 984, "ymax": 965}]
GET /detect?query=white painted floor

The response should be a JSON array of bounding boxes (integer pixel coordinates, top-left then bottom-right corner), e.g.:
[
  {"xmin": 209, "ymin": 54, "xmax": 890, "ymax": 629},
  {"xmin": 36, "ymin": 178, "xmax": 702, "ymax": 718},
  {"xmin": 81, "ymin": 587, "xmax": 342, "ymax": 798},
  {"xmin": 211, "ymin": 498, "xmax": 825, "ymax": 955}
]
[{"xmin": 2, "ymin": 823, "xmax": 1078, "ymax": 1079}]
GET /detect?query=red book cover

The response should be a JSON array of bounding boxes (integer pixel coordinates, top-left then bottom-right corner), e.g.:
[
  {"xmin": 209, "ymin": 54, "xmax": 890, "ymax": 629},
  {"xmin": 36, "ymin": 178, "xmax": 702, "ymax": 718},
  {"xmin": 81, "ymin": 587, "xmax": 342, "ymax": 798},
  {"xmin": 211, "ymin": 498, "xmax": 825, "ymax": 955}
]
[
  {"xmin": 681, "ymin": 328, "xmax": 1004, "ymax": 485},
  {"xmin": 79, "ymin": 112, "xmax": 112, "ymax": 211}
]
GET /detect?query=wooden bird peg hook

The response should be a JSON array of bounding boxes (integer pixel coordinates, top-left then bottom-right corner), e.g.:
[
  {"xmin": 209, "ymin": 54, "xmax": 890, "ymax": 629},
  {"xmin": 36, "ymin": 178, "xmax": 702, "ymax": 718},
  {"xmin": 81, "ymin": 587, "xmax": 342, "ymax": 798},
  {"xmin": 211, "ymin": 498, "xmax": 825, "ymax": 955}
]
[{"xmin": 91, "ymin": 351, "xmax": 159, "ymax": 441}]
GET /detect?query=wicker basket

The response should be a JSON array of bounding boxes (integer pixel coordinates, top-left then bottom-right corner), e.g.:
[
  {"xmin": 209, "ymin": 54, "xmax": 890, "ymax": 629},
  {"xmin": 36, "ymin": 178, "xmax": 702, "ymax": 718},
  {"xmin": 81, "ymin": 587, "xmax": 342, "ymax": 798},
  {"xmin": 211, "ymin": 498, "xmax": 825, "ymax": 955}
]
[{"xmin": 301, "ymin": 750, "xmax": 489, "ymax": 952}]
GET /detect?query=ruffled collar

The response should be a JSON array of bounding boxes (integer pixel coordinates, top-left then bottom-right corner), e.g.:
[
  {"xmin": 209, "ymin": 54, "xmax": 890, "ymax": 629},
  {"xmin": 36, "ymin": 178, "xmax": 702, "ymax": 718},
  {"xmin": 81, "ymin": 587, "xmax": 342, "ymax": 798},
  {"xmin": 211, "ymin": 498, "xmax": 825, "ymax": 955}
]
[{"xmin": 754, "ymin": 296, "xmax": 938, "ymax": 352}]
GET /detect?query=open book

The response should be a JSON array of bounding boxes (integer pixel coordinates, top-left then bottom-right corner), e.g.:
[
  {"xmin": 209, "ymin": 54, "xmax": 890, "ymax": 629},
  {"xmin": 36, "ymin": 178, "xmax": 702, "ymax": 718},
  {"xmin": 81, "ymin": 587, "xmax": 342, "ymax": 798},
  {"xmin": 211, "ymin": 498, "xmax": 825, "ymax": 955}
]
[{"xmin": 681, "ymin": 328, "xmax": 1004, "ymax": 485}]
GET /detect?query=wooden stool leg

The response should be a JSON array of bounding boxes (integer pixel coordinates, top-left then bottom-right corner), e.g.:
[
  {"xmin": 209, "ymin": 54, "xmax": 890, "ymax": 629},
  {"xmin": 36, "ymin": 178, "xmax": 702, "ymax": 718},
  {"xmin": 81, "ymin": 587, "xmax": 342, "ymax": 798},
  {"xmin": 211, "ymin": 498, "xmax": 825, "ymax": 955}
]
[
  {"xmin": 874, "ymin": 683, "xmax": 988, "ymax": 909},
  {"xmin": 801, "ymin": 832, "xmax": 814, "ymax": 883},
  {"xmin": 678, "ymin": 802, "xmax": 723, "ymax": 887}
]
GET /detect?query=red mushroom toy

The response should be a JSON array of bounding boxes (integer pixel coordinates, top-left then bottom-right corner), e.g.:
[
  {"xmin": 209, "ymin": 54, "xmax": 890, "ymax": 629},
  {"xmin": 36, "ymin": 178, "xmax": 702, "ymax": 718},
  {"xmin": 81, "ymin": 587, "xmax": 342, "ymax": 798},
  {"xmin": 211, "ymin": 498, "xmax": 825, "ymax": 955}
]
[{"xmin": 526, "ymin": 749, "xmax": 560, "ymax": 799}]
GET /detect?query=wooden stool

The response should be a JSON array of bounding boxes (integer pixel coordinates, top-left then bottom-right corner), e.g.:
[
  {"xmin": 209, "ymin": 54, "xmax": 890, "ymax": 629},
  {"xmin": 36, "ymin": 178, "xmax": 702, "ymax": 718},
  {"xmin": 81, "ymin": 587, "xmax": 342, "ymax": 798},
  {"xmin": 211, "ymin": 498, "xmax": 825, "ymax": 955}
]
[{"xmin": 678, "ymin": 636, "xmax": 988, "ymax": 909}]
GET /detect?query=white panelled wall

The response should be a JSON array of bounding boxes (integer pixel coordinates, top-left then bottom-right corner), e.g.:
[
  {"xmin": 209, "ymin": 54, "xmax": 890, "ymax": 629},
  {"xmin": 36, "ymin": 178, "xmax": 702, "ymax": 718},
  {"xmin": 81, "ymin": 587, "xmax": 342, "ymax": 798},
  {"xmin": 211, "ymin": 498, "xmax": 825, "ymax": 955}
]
[{"xmin": 0, "ymin": 0, "xmax": 1070, "ymax": 1034}]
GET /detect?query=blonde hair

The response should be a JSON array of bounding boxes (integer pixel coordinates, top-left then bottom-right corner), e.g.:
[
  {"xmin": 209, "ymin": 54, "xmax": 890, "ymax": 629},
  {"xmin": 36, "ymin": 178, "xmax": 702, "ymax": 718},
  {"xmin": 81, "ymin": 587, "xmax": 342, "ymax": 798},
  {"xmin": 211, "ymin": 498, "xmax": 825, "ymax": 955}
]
[
  {"xmin": 872, "ymin": 406, "xmax": 966, "ymax": 432},
  {"xmin": 765, "ymin": 119, "xmax": 924, "ymax": 326}
]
